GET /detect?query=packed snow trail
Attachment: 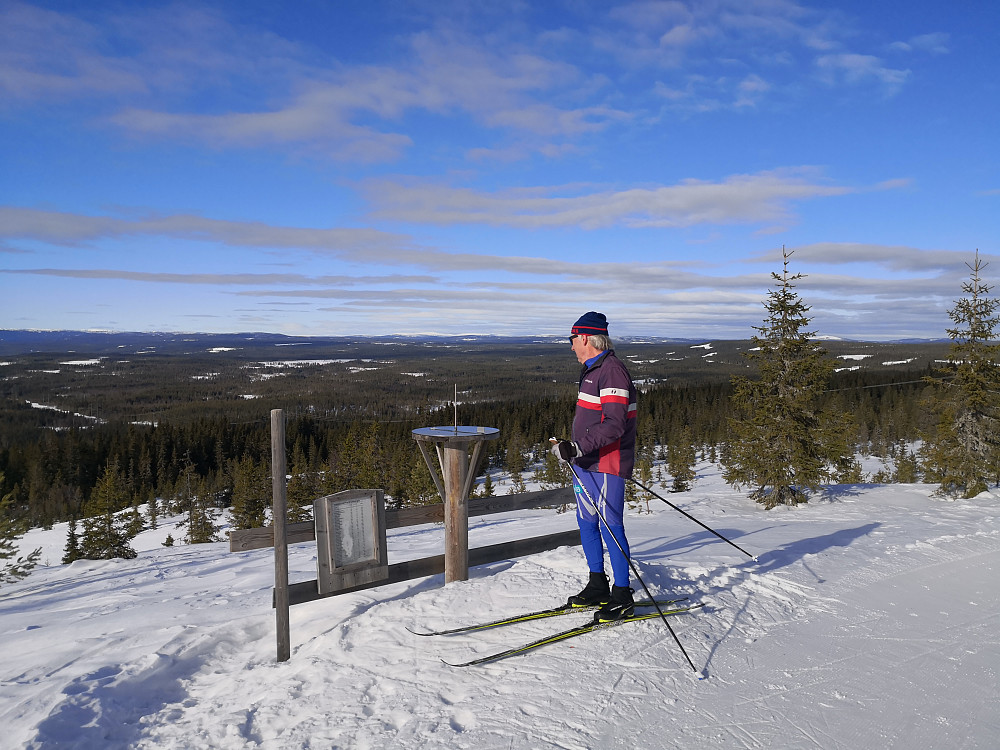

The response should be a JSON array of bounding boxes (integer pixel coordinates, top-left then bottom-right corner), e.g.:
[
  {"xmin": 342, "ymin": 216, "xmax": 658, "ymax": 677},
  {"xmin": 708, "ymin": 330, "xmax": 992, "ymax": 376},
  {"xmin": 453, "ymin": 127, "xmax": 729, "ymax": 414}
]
[{"xmin": 3, "ymin": 466, "xmax": 1000, "ymax": 749}]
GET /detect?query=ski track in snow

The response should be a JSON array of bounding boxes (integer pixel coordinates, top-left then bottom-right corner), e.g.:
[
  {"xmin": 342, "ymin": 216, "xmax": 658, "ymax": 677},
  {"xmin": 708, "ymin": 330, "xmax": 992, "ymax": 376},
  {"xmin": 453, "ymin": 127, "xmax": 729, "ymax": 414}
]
[{"xmin": 3, "ymin": 464, "xmax": 1000, "ymax": 749}]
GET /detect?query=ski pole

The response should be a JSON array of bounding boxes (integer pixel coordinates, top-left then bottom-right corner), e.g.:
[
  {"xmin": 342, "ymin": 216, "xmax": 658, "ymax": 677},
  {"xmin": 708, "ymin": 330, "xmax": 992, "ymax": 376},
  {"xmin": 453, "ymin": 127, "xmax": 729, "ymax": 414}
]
[
  {"xmin": 627, "ymin": 477, "xmax": 757, "ymax": 561},
  {"xmin": 567, "ymin": 462, "xmax": 699, "ymax": 674}
]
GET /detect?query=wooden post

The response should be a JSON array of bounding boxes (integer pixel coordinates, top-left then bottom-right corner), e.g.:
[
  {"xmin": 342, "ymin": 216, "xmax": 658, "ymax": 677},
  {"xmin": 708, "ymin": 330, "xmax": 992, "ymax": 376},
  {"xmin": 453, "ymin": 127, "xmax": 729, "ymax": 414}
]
[
  {"xmin": 441, "ymin": 441, "xmax": 469, "ymax": 583},
  {"xmin": 271, "ymin": 409, "xmax": 290, "ymax": 663},
  {"xmin": 411, "ymin": 426, "xmax": 500, "ymax": 586}
]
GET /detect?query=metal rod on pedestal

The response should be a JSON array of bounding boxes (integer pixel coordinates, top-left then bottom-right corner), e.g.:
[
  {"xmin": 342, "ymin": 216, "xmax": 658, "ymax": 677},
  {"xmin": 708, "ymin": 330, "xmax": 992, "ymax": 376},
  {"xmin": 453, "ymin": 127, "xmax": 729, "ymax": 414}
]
[{"xmin": 411, "ymin": 426, "xmax": 500, "ymax": 586}]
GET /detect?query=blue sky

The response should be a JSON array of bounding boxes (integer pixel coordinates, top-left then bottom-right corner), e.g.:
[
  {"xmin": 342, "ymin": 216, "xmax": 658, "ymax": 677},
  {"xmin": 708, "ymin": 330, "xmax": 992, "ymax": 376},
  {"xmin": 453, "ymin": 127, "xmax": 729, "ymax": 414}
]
[{"xmin": 1, "ymin": 0, "xmax": 997, "ymax": 340}]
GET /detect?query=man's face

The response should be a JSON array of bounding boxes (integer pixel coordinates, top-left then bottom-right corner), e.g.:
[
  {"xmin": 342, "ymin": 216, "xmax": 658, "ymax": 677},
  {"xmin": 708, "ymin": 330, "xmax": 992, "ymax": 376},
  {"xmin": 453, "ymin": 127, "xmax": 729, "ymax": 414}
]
[{"xmin": 570, "ymin": 333, "xmax": 589, "ymax": 364}]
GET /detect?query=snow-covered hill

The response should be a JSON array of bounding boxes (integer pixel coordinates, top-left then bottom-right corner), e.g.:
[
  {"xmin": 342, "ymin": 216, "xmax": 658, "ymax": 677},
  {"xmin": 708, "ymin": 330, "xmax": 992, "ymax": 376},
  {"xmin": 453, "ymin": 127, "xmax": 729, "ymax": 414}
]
[{"xmin": 3, "ymin": 462, "xmax": 999, "ymax": 749}]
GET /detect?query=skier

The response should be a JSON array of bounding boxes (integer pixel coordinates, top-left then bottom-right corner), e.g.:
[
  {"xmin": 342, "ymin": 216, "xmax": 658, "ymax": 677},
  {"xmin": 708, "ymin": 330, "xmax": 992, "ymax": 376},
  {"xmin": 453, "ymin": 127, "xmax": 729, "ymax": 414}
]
[{"xmin": 550, "ymin": 311, "xmax": 638, "ymax": 622}]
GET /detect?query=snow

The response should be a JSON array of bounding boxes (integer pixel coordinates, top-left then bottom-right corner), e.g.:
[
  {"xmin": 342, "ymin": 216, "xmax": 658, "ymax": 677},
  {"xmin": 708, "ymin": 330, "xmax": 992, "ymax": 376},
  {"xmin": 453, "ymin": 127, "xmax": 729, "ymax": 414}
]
[
  {"xmin": 3, "ymin": 462, "xmax": 1000, "ymax": 749},
  {"xmin": 254, "ymin": 359, "xmax": 394, "ymax": 368},
  {"xmin": 257, "ymin": 360, "xmax": 353, "ymax": 367},
  {"xmin": 25, "ymin": 401, "xmax": 104, "ymax": 423}
]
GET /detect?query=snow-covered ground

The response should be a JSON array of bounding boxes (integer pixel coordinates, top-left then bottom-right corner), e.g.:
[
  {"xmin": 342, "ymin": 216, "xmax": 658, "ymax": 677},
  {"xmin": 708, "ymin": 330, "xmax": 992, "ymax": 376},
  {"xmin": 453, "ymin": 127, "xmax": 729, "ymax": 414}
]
[{"xmin": 3, "ymin": 460, "xmax": 1000, "ymax": 749}]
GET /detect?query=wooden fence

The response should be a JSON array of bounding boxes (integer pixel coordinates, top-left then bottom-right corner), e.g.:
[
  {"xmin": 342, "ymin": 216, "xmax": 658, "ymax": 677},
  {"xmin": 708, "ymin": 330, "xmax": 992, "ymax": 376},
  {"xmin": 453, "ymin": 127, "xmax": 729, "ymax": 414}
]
[{"xmin": 229, "ymin": 485, "xmax": 578, "ymax": 607}]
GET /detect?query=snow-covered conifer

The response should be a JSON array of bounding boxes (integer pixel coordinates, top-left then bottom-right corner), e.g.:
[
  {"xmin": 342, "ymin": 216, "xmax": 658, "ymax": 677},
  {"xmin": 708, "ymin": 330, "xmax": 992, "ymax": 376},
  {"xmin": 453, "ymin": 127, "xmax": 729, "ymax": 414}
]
[
  {"xmin": 1, "ymin": 473, "xmax": 42, "ymax": 585},
  {"xmin": 722, "ymin": 248, "xmax": 854, "ymax": 508},
  {"xmin": 920, "ymin": 252, "xmax": 1000, "ymax": 498},
  {"xmin": 79, "ymin": 459, "xmax": 138, "ymax": 560}
]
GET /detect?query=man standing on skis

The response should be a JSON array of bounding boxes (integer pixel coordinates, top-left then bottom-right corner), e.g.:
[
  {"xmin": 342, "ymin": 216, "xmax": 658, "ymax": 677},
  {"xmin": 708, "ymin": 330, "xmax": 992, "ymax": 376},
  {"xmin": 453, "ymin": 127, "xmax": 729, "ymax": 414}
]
[{"xmin": 550, "ymin": 311, "xmax": 638, "ymax": 622}]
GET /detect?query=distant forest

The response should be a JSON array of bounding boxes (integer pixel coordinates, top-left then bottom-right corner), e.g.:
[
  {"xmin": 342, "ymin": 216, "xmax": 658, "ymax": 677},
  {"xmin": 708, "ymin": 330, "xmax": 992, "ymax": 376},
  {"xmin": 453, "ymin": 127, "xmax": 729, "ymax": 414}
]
[{"xmin": 0, "ymin": 332, "xmax": 950, "ymax": 529}]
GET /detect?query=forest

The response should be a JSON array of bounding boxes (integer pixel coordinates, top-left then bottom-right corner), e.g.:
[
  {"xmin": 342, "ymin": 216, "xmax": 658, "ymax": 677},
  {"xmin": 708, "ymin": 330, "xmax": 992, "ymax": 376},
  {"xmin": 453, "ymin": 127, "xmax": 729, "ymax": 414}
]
[{"xmin": 1, "ymin": 330, "xmax": 951, "ymax": 538}]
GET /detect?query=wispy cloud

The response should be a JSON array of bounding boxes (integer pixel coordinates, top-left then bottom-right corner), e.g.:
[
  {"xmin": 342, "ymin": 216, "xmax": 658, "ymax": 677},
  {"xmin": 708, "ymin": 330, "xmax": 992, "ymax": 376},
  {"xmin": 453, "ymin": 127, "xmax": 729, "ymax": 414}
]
[
  {"xmin": 9, "ymin": 199, "xmax": 946, "ymax": 287},
  {"xmin": 815, "ymin": 54, "xmax": 910, "ymax": 93},
  {"xmin": 0, "ymin": 207, "xmax": 411, "ymax": 253},
  {"xmin": 1, "ymin": 268, "xmax": 437, "ymax": 286},
  {"xmin": 1, "ymin": 0, "xmax": 929, "ymax": 161},
  {"xmin": 889, "ymin": 33, "xmax": 950, "ymax": 55},
  {"xmin": 0, "ymin": 2, "xmax": 978, "ymax": 339},
  {"xmin": 594, "ymin": 0, "xmax": 914, "ymax": 103},
  {"xmin": 364, "ymin": 169, "xmax": 863, "ymax": 229},
  {"xmin": 0, "ymin": 1, "xmax": 146, "ymax": 100},
  {"xmin": 761, "ymin": 243, "xmax": 997, "ymax": 274}
]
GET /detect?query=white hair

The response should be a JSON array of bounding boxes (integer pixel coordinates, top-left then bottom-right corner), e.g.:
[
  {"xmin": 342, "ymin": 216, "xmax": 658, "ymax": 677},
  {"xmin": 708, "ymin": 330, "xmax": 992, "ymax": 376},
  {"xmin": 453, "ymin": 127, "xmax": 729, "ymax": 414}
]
[{"xmin": 587, "ymin": 334, "xmax": 613, "ymax": 351}]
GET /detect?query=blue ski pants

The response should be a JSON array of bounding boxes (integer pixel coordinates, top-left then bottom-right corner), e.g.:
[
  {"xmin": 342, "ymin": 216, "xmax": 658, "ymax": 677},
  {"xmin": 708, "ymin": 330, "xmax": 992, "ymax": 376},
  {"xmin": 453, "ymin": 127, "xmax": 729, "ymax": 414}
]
[{"xmin": 572, "ymin": 468, "xmax": 631, "ymax": 588}]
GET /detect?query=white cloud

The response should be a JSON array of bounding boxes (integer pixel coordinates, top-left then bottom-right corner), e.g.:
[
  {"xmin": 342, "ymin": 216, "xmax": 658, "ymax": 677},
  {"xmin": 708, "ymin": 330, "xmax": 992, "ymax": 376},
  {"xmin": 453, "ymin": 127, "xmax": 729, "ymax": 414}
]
[
  {"xmin": 363, "ymin": 168, "xmax": 855, "ymax": 229},
  {"xmin": 0, "ymin": 206, "xmax": 411, "ymax": 253},
  {"xmin": 890, "ymin": 33, "xmax": 950, "ymax": 55},
  {"xmin": 0, "ymin": 1, "xmax": 146, "ymax": 100},
  {"xmin": 1, "ymin": 0, "xmax": 935, "ymax": 161},
  {"xmin": 816, "ymin": 53, "xmax": 910, "ymax": 93},
  {"xmin": 755, "ymin": 242, "xmax": 998, "ymax": 275},
  {"xmin": 735, "ymin": 73, "xmax": 771, "ymax": 107},
  {"xmin": 2, "ymin": 268, "xmax": 436, "ymax": 287}
]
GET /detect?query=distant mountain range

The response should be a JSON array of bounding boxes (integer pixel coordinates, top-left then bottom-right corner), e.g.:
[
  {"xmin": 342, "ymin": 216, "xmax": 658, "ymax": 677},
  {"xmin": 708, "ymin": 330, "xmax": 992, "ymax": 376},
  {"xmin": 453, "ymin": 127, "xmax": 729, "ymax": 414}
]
[{"xmin": 0, "ymin": 329, "xmax": 951, "ymax": 357}]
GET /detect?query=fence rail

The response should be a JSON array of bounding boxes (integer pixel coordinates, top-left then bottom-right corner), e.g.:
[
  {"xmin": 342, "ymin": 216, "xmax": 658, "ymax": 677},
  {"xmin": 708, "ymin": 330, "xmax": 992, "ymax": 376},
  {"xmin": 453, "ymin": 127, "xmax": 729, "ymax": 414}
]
[{"xmin": 229, "ymin": 485, "xmax": 578, "ymax": 608}]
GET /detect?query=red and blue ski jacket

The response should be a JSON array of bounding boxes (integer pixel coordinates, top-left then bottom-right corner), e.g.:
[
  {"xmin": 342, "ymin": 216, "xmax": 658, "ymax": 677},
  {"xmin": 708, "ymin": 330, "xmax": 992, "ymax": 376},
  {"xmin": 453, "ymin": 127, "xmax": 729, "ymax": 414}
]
[{"xmin": 571, "ymin": 350, "xmax": 637, "ymax": 479}]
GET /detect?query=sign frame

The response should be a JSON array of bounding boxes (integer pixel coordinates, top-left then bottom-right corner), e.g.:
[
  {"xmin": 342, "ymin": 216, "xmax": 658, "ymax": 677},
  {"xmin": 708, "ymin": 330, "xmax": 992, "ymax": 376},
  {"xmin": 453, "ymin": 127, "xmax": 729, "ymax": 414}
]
[{"xmin": 314, "ymin": 489, "xmax": 388, "ymax": 594}]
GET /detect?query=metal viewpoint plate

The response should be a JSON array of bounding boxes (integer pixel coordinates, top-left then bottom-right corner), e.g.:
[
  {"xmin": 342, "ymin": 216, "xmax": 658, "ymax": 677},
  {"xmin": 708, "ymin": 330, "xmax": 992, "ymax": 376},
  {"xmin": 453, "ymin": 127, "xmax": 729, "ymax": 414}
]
[{"xmin": 412, "ymin": 426, "xmax": 500, "ymax": 440}]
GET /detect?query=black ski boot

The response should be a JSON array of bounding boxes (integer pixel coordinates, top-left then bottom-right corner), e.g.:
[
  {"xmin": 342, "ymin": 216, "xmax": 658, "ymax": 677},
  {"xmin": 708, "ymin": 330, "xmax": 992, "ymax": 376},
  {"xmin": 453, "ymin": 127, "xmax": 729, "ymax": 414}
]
[
  {"xmin": 567, "ymin": 572, "xmax": 611, "ymax": 607},
  {"xmin": 595, "ymin": 586, "xmax": 635, "ymax": 622}
]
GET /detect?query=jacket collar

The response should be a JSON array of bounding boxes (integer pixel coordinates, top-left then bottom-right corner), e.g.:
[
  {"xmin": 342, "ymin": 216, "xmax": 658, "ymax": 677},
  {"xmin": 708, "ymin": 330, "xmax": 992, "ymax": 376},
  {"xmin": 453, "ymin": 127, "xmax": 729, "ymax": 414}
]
[{"xmin": 582, "ymin": 349, "xmax": 611, "ymax": 372}]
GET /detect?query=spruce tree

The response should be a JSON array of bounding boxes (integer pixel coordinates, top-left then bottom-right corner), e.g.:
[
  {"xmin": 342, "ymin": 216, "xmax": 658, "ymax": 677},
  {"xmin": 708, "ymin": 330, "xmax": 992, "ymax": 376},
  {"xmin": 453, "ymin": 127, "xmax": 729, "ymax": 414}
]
[
  {"xmin": 229, "ymin": 455, "xmax": 270, "ymax": 529},
  {"xmin": 80, "ymin": 460, "xmax": 138, "ymax": 560},
  {"xmin": 625, "ymin": 475, "xmax": 638, "ymax": 509},
  {"xmin": 62, "ymin": 518, "xmax": 81, "ymax": 564},
  {"xmin": 667, "ymin": 427, "xmax": 697, "ymax": 493},
  {"xmin": 631, "ymin": 422, "xmax": 656, "ymax": 511},
  {"xmin": 326, "ymin": 422, "xmax": 381, "ymax": 493},
  {"xmin": 286, "ymin": 445, "xmax": 320, "ymax": 524},
  {"xmin": 146, "ymin": 493, "xmax": 159, "ymax": 530},
  {"xmin": 535, "ymin": 445, "xmax": 571, "ymax": 490},
  {"xmin": 1, "ymin": 473, "xmax": 42, "ymax": 585},
  {"xmin": 478, "ymin": 471, "xmax": 495, "ymax": 497},
  {"xmin": 894, "ymin": 444, "xmax": 920, "ymax": 484},
  {"xmin": 406, "ymin": 451, "xmax": 441, "ymax": 507},
  {"xmin": 631, "ymin": 451, "xmax": 654, "ymax": 512},
  {"xmin": 127, "ymin": 498, "xmax": 145, "ymax": 538},
  {"xmin": 920, "ymin": 252, "xmax": 1000, "ymax": 498},
  {"xmin": 185, "ymin": 477, "xmax": 220, "ymax": 544},
  {"xmin": 722, "ymin": 248, "xmax": 853, "ymax": 508},
  {"xmin": 504, "ymin": 430, "xmax": 528, "ymax": 494}
]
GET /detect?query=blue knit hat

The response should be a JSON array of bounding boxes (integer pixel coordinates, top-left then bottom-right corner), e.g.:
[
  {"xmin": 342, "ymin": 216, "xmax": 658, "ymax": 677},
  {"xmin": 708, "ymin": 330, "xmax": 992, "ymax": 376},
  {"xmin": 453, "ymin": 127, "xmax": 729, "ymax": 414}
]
[{"xmin": 572, "ymin": 311, "xmax": 608, "ymax": 336}]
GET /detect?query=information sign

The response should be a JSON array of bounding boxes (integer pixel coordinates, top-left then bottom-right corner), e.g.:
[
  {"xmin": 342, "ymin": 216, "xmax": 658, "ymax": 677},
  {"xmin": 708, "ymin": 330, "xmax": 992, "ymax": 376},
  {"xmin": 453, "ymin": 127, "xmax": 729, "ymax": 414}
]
[{"xmin": 315, "ymin": 489, "xmax": 388, "ymax": 594}]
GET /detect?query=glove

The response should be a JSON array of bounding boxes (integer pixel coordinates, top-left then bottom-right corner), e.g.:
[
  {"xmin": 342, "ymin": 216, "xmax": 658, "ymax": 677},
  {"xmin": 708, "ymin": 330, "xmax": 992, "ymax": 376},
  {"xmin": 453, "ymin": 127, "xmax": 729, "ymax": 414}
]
[{"xmin": 550, "ymin": 439, "xmax": 580, "ymax": 462}]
